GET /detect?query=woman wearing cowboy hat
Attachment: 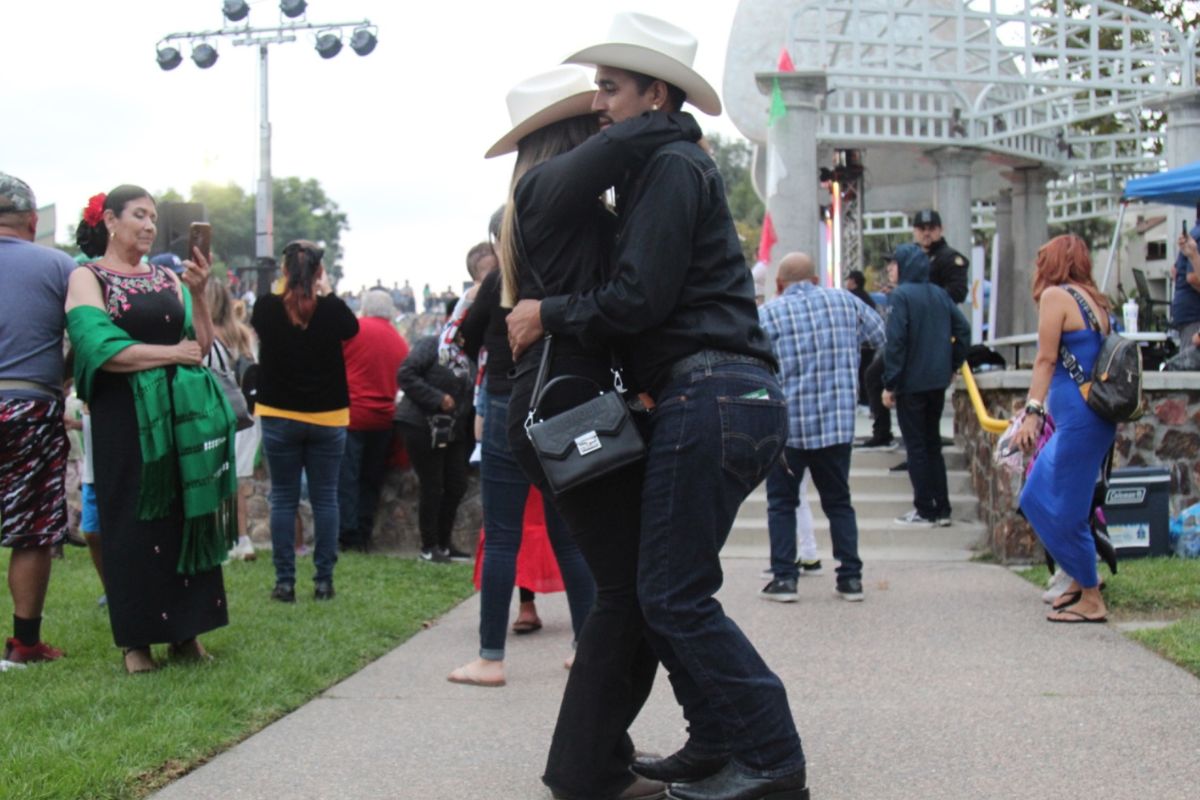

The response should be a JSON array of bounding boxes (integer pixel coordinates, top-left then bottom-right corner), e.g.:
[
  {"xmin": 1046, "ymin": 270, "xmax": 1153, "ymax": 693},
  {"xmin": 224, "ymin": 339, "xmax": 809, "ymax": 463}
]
[
  {"xmin": 506, "ymin": 13, "xmax": 809, "ymax": 800},
  {"xmin": 482, "ymin": 64, "xmax": 699, "ymax": 800}
]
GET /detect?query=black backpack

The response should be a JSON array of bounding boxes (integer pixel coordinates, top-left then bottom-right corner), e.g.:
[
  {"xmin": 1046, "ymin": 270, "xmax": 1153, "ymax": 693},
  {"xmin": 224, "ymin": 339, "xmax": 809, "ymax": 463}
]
[{"xmin": 1060, "ymin": 287, "xmax": 1144, "ymax": 423}]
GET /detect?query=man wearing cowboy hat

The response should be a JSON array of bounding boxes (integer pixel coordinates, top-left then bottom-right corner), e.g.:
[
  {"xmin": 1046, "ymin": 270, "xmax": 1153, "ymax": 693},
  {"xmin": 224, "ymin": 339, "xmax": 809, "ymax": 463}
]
[{"xmin": 507, "ymin": 14, "xmax": 808, "ymax": 800}]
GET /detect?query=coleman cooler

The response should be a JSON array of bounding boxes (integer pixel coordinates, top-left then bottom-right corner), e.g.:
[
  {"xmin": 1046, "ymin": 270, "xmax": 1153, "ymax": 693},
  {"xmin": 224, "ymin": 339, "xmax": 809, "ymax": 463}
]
[{"xmin": 1103, "ymin": 467, "xmax": 1171, "ymax": 558}]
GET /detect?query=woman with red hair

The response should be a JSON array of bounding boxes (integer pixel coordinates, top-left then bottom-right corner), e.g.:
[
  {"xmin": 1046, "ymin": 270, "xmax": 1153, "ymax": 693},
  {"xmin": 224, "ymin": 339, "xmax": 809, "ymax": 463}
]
[
  {"xmin": 252, "ymin": 240, "xmax": 358, "ymax": 603},
  {"xmin": 1015, "ymin": 234, "xmax": 1117, "ymax": 623}
]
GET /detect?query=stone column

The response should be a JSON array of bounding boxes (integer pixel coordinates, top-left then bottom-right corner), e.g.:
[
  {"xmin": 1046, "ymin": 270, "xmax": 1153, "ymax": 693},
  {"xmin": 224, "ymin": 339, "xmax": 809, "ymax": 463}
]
[
  {"xmin": 1165, "ymin": 91, "xmax": 1200, "ymax": 250},
  {"xmin": 928, "ymin": 147, "xmax": 978, "ymax": 255},
  {"xmin": 992, "ymin": 189, "xmax": 1014, "ymax": 340},
  {"xmin": 1006, "ymin": 166, "xmax": 1054, "ymax": 337},
  {"xmin": 755, "ymin": 71, "xmax": 827, "ymax": 300}
]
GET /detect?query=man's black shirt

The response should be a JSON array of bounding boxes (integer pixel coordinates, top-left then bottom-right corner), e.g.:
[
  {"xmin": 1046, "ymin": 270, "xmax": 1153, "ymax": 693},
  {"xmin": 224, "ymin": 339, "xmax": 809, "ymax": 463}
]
[
  {"xmin": 539, "ymin": 112, "xmax": 775, "ymax": 393},
  {"xmin": 926, "ymin": 237, "xmax": 969, "ymax": 304}
]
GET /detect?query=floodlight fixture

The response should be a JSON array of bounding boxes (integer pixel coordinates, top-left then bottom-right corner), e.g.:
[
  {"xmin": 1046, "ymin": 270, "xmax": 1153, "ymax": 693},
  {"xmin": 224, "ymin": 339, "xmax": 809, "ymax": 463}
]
[
  {"xmin": 192, "ymin": 42, "xmax": 219, "ymax": 69},
  {"xmin": 349, "ymin": 27, "xmax": 377, "ymax": 56},
  {"xmin": 280, "ymin": 0, "xmax": 307, "ymax": 18},
  {"xmin": 222, "ymin": 0, "xmax": 250, "ymax": 22},
  {"xmin": 315, "ymin": 31, "xmax": 342, "ymax": 59},
  {"xmin": 156, "ymin": 44, "xmax": 183, "ymax": 71}
]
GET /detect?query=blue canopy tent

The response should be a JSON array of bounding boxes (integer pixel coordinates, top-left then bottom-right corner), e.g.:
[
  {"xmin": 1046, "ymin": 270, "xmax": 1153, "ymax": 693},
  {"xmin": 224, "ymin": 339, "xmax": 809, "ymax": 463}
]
[
  {"xmin": 1122, "ymin": 160, "xmax": 1200, "ymax": 207},
  {"xmin": 1101, "ymin": 160, "xmax": 1200, "ymax": 292}
]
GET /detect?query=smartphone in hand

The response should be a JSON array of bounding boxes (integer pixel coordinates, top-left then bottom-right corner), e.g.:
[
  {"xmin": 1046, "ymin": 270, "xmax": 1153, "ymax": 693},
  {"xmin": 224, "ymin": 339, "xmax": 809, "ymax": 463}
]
[
  {"xmin": 188, "ymin": 222, "xmax": 212, "ymax": 263},
  {"xmin": 1184, "ymin": 220, "xmax": 1190, "ymax": 237}
]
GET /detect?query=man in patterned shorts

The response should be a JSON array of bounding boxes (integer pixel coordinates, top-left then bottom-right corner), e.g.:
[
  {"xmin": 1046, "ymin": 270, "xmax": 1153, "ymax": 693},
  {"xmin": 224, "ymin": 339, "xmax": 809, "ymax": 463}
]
[{"xmin": 0, "ymin": 173, "xmax": 75, "ymax": 664}]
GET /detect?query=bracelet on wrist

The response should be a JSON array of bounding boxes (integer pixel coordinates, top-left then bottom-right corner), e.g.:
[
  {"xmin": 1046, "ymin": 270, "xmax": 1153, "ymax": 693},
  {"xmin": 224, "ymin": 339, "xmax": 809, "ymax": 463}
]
[{"xmin": 1024, "ymin": 399, "xmax": 1047, "ymax": 418}]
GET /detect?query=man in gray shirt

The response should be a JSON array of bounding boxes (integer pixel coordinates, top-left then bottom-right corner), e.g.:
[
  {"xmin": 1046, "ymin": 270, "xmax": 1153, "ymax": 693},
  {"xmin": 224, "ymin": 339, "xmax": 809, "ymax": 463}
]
[{"xmin": 0, "ymin": 173, "xmax": 75, "ymax": 664}]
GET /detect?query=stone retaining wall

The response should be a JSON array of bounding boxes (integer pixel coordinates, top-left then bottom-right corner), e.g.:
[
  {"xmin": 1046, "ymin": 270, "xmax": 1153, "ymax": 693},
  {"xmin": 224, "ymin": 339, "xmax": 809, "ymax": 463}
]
[
  {"xmin": 952, "ymin": 371, "xmax": 1200, "ymax": 563},
  {"xmin": 244, "ymin": 465, "xmax": 482, "ymax": 555}
]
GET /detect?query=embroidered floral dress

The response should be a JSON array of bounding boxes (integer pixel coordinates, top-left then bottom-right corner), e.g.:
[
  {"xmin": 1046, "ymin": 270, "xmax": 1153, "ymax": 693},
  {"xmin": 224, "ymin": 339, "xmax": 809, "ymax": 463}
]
[{"xmin": 86, "ymin": 262, "xmax": 228, "ymax": 648}]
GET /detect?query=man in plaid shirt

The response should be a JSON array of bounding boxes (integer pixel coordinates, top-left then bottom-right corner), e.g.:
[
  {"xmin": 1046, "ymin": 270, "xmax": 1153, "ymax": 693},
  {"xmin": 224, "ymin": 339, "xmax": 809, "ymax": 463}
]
[{"xmin": 758, "ymin": 252, "xmax": 885, "ymax": 602}]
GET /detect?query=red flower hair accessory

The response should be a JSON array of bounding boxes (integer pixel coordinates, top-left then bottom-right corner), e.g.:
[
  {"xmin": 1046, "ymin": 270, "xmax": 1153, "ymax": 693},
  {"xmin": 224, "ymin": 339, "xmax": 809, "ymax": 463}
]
[{"xmin": 82, "ymin": 193, "xmax": 107, "ymax": 227}]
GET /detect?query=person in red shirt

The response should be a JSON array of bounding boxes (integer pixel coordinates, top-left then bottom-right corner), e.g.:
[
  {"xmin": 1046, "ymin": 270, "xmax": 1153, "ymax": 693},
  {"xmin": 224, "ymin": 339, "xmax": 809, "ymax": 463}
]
[{"xmin": 338, "ymin": 289, "xmax": 409, "ymax": 551}]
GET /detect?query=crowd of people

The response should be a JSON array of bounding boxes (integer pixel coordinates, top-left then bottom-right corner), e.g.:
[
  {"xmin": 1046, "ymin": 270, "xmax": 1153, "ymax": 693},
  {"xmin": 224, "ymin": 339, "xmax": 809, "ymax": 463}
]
[{"xmin": 3, "ymin": 9, "xmax": 1196, "ymax": 800}]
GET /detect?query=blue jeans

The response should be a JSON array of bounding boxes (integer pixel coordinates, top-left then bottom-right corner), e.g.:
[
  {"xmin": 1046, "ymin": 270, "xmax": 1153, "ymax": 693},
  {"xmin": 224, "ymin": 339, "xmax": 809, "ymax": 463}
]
[
  {"xmin": 766, "ymin": 444, "xmax": 862, "ymax": 584},
  {"xmin": 337, "ymin": 427, "xmax": 393, "ymax": 547},
  {"xmin": 638, "ymin": 361, "xmax": 805, "ymax": 776},
  {"xmin": 261, "ymin": 416, "xmax": 346, "ymax": 586},
  {"xmin": 479, "ymin": 394, "xmax": 595, "ymax": 661}
]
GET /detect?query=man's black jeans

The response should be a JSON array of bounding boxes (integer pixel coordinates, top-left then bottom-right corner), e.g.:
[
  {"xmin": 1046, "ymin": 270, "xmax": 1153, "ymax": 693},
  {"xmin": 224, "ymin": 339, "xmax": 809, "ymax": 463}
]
[
  {"xmin": 894, "ymin": 389, "xmax": 951, "ymax": 520},
  {"xmin": 865, "ymin": 352, "xmax": 892, "ymax": 441}
]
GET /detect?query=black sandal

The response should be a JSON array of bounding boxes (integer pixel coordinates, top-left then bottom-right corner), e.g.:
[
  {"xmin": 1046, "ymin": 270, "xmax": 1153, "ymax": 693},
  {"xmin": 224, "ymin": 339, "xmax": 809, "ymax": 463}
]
[{"xmin": 1051, "ymin": 590, "xmax": 1083, "ymax": 611}]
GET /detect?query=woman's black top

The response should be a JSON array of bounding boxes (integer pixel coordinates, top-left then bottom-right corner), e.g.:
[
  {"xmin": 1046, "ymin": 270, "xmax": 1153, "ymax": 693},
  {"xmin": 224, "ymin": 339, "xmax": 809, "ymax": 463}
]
[
  {"xmin": 251, "ymin": 293, "xmax": 359, "ymax": 412},
  {"xmin": 393, "ymin": 335, "xmax": 474, "ymax": 439},
  {"xmin": 458, "ymin": 270, "xmax": 514, "ymax": 395}
]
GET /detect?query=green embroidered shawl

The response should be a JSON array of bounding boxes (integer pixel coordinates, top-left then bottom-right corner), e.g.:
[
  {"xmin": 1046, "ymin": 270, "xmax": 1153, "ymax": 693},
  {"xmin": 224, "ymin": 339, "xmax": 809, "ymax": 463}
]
[{"xmin": 67, "ymin": 286, "xmax": 237, "ymax": 575}]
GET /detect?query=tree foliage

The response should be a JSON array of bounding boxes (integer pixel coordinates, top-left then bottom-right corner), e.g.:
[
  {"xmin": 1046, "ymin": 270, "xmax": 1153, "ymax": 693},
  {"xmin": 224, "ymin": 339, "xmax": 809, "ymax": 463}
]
[
  {"xmin": 158, "ymin": 177, "xmax": 349, "ymax": 283},
  {"xmin": 707, "ymin": 133, "xmax": 765, "ymax": 266},
  {"xmin": 1034, "ymin": 1, "xmax": 1199, "ymax": 155}
]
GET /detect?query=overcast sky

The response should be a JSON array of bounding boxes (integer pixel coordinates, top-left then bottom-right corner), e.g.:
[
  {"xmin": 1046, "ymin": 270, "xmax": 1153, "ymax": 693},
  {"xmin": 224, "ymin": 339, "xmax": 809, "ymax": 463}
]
[{"xmin": 4, "ymin": 0, "xmax": 740, "ymax": 293}]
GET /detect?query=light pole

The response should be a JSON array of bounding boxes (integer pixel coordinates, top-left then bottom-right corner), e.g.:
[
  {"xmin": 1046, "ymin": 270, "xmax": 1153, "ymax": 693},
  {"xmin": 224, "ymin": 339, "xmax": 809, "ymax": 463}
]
[{"xmin": 156, "ymin": 2, "xmax": 378, "ymax": 292}]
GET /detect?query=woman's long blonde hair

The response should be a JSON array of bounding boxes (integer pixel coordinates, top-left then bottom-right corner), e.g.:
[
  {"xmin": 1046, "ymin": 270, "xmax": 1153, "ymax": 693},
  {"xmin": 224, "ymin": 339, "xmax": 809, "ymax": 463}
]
[
  {"xmin": 205, "ymin": 278, "xmax": 254, "ymax": 359},
  {"xmin": 498, "ymin": 114, "xmax": 598, "ymax": 307}
]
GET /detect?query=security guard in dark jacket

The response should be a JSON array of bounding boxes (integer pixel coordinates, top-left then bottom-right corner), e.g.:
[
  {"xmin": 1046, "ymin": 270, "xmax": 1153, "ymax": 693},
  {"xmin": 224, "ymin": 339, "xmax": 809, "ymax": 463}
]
[{"xmin": 912, "ymin": 209, "xmax": 969, "ymax": 304}]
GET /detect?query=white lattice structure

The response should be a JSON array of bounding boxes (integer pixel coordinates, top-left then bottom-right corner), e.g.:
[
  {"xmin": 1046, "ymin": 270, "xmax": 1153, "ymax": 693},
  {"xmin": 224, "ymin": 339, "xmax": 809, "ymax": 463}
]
[{"xmin": 725, "ymin": 0, "xmax": 1200, "ymax": 334}]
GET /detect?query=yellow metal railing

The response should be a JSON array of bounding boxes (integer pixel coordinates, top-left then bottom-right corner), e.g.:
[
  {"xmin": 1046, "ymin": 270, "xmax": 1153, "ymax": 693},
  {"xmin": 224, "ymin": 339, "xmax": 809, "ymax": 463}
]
[{"xmin": 959, "ymin": 363, "xmax": 1010, "ymax": 435}]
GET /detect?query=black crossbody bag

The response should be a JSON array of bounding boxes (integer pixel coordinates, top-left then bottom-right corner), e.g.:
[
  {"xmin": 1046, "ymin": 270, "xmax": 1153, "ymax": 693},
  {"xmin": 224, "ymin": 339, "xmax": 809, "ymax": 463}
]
[{"xmin": 513, "ymin": 221, "xmax": 645, "ymax": 495}]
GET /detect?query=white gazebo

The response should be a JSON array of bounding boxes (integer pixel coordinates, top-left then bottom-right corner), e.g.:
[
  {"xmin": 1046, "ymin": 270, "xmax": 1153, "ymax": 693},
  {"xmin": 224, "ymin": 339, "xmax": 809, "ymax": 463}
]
[{"xmin": 724, "ymin": 0, "xmax": 1200, "ymax": 336}]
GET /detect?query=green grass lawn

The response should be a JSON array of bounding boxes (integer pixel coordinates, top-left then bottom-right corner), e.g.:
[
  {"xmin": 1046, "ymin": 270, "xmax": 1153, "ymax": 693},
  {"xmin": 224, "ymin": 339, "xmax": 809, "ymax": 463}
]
[
  {"xmin": 1018, "ymin": 557, "xmax": 1200, "ymax": 678},
  {"xmin": 0, "ymin": 549, "xmax": 475, "ymax": 800}
]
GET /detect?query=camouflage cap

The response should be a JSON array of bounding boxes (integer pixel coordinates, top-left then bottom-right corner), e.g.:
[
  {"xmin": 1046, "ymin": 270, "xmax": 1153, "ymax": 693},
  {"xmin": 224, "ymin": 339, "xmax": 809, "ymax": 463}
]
[{"xmin": 0, "ymin": 173, "xmax": 36, "ymax": 214}]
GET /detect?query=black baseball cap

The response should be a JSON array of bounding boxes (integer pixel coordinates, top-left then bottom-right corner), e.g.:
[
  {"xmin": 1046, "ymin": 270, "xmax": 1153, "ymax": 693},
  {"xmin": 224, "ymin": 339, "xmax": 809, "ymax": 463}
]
[{"xmin": 912, "ymin": 209, "xmax": 942, "ymax": 227}]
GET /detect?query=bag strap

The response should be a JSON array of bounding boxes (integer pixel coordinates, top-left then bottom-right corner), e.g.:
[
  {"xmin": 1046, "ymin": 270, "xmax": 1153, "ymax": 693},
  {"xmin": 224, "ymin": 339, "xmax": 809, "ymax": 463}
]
[
  {"xmin": 1064, "ymin": 286, "xmax": 1102, "ymax": 332},
  {"xmin": 212, "ymin": 338, "xmax": 230, "ymax": 373},
  {"xmin": 1059, "ymin": 286, "xmax": 1098, "ymax": 388}
]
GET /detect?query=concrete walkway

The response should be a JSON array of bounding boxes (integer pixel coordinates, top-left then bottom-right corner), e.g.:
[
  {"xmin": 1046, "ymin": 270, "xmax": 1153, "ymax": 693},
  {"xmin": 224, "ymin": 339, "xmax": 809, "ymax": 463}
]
[{"xmin": 152, "ymin": 559, "xmax": 1200, "ymax": 800}]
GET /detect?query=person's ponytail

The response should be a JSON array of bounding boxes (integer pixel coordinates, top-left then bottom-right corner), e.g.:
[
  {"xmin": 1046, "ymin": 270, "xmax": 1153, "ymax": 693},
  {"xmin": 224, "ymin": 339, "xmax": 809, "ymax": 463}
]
[{"xmin": 281, "ymin": 240, "xmax": 323, "ymax": 327}]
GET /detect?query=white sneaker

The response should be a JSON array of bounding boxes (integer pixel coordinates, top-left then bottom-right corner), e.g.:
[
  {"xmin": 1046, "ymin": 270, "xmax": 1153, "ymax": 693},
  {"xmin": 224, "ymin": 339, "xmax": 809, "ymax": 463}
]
[
  {"xmin": 1042, "ymin": 568, "xmax": 1073, "ymax": 604},
  {"xmin": 894, "ymin": 509, "xmax": 936, "ymax": 527},
  {"xmin": 229, "ymin": 536, "xmax": 257, "ymax": 561}
]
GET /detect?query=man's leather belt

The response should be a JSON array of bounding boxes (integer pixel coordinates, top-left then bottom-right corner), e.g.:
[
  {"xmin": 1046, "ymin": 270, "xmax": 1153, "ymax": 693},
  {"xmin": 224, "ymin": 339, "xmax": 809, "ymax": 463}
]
[{"xmin": 660, "ymin": 349, "xmax": 770, "ymax": 388}]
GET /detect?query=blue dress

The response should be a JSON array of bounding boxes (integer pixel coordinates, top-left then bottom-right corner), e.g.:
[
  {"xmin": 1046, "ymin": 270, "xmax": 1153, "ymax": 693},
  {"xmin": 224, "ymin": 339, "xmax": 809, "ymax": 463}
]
[{"xmin": 1019, "ymin": 293, "xmax": 1117, "ymax": 588}]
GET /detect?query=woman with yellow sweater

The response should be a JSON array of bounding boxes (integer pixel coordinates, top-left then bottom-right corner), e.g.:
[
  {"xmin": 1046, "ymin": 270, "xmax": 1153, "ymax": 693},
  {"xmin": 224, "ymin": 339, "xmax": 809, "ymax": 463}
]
[{"xmin": 251, "ymin": 240, "xmax": 358, "ymax": 602}]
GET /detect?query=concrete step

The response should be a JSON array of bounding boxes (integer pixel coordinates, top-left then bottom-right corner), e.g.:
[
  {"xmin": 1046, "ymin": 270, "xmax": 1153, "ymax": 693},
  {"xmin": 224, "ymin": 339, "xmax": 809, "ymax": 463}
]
[
  {"xmin": 773, "ymin": 468, "xmax": 976, "ymax": 496},
  {"xmin": 849, "ymin": 447, "xmax": 966, "ymax": 470},
  {"xmin": 723, "ymin": 517, "xmax": 987, "ymax": 561},
  {"xmin": 737, "ymin": 492, "xmax": 980, "ymax": 520}
]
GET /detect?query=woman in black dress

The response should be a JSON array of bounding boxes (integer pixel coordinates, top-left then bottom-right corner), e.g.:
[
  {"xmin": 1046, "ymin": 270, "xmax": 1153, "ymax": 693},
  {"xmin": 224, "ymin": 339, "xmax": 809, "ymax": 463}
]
[
  {"xmin": 66, "ymin": 185, "xmax": 226, "ymax": 674},
  {"xmin": 487, "ymin": 66, "xmax": 694, "ymax": 800}
]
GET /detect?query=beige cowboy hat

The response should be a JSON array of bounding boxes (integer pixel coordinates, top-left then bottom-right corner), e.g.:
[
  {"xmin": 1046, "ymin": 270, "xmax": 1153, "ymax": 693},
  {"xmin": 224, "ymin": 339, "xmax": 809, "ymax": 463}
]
[
  {"xmin": 563, "ymin": 12, "xmax": 721, "ymax": 116},
  {"xmin": 485, "ymin": 65, "xmax": 597, "ymax": 159}
]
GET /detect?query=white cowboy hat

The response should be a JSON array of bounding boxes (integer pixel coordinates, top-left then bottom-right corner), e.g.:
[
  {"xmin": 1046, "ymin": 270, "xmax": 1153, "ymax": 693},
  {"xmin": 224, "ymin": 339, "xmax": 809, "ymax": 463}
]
[
  {"xmin": 563, "ymin": 12, "xmax": 721, "ymax": 116},
  {"xmin": 485, "ymin": 65, "xmax": 597, "ymax": 159}
]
